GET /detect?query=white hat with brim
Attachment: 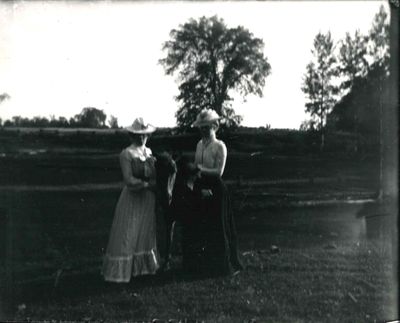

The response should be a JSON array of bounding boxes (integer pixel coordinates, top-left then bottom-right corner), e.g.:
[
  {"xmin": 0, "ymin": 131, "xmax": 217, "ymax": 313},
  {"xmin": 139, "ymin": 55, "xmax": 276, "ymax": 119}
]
[
  {"xmin": 124, "ymin": 117, "xmax": 156, "ymax": 134},
  {"xmin": 192, "ymin": 109, "xmax": 221, "ymax": 127}
]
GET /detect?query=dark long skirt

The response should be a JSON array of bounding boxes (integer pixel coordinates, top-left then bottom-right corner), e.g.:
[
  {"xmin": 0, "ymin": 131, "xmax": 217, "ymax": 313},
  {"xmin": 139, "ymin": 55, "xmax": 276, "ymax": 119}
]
[{"xmin": 194, "ymin": 175, "xmax": 243, "ymax": 276}]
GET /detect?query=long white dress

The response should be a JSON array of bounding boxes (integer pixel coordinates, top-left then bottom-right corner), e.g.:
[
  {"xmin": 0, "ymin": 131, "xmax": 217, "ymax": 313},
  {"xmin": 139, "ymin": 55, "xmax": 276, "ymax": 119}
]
[{"xmin": 102, "ymin": 146, "xmax": 159, "ymax": 282}]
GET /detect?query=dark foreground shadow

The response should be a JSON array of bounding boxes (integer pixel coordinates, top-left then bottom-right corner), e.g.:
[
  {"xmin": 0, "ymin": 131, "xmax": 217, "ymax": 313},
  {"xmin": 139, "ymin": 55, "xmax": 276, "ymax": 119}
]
[{"xmin": 2, "ymin": 262, "xmax": 231, "ymax": 318}]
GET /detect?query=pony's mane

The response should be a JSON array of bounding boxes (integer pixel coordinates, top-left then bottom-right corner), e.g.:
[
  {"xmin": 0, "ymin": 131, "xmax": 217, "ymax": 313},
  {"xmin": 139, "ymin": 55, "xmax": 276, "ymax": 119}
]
[
  {"xmin": 153, "ymin": 151, "xmax": 177, "ymax": 209},
  {"xmin": 154, "ymin": 151, "xmax": 177, "ymax": 176}
]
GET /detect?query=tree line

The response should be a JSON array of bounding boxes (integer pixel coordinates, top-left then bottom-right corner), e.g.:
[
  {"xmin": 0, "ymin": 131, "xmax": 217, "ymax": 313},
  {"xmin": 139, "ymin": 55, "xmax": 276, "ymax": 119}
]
[{"xmin": 0, "ymin": 107, "xmax": 120, "ymax": 129}]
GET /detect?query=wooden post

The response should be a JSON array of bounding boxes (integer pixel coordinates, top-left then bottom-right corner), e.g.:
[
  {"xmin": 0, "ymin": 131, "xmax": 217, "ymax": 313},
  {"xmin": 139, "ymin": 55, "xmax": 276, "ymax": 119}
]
[
  {"xmin": 384, "ymin": 3, "xmax": 398, "ymax": 315},
  {"xmin": 383, "ymin": 2, "xmax": 399, "ymax": 202},
  {"xmin": 0, "ymin": 207, "xmax": 13, "ymax": 317}
]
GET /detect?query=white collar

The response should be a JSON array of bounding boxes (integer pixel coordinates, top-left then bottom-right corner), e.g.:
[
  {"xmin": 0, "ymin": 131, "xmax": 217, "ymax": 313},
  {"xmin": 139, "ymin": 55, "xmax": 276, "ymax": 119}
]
[
  {"xmin": 128, "ymin": 145, "xmax": 149, "ymax": 159},
  {"xmin": 202, "ymin": 137, "xmax": 217, "ymax": 147}
]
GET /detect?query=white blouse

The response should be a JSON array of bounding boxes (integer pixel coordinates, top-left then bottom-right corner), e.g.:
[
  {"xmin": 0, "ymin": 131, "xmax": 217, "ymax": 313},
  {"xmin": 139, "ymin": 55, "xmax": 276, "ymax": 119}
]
[{"xmin": 194, "ymin": 139, "xmax": 227, "ymax": 177}]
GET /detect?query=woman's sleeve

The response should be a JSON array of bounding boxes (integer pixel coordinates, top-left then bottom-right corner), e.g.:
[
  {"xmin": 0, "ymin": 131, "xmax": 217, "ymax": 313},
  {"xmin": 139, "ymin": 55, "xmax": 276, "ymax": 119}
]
[
  {"xmin": 119, "ymin": 150, "xmax": 147, "ymax": 191},
  {"xmin": 194, "ymin": 140, "xmax": 202, "ymax": 166}
]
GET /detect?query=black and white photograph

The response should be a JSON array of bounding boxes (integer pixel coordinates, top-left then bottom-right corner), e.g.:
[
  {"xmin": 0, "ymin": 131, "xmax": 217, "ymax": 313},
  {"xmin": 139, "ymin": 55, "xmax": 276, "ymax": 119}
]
[{"xmin": 0, "ymin": 0, "xmax": 398, "ymax": 322}]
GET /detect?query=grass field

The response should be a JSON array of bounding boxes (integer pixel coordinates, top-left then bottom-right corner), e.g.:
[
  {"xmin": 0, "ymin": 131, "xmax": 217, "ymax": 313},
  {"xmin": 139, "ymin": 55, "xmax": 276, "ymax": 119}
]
[{"xmin": 0, "ymin": 132, "xmax": 397, "ymax": 322}]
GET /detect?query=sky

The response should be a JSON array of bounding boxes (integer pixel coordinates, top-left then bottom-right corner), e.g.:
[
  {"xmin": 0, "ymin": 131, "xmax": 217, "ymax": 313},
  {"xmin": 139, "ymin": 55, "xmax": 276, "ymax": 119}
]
[{"xmin": 0, "ymin": 0, "xmax": 388, "ymax": 129}]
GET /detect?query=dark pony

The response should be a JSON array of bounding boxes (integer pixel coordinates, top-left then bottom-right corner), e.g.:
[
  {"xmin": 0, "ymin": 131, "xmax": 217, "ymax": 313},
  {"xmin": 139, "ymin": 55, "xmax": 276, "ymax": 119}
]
[
  {"xmin": 153, "ymin": 151, "xmax": 178, "ymax": 267},
  {"xmin": 154, "ymin": 152, "xmax": 198, "ymax": 269}
]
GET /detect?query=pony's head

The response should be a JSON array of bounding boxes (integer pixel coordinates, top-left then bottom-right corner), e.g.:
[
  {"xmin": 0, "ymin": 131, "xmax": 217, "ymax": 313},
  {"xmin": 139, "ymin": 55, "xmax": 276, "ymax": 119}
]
[
  {"xmin": 153, "ymin": 151, "xmax": 177, "ymax": 207},
  {"xmin": 175, "ymin": 155, "xmax": 200, "ymax": 181},
  {"xmin": 154, "ymin": 151, "xmax": 177, "ymax": 177}
]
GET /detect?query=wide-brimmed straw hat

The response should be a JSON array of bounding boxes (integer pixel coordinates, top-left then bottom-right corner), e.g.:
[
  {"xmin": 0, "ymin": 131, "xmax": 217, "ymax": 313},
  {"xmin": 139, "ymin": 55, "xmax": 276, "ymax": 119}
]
[
  {"xmin": 124, "ymin": 117, "xmax": 156, "ymax": 134},
  {"xmin": 192, "ymin": 109, "xmax": 220, "ymax": 127}
]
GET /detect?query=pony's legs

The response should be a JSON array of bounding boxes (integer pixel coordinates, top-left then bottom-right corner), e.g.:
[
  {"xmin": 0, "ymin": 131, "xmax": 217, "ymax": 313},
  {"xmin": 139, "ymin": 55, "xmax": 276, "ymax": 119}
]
[{"xmin": 162, "ymin": 220, "xmax": 176, "ymax": 270}]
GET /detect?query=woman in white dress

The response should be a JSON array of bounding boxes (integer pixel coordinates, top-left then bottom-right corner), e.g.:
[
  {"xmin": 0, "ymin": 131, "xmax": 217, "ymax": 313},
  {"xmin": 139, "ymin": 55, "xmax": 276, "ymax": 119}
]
[{"xmin": 102, "ymin": 118, "xmax": 159, "ymax": 283}]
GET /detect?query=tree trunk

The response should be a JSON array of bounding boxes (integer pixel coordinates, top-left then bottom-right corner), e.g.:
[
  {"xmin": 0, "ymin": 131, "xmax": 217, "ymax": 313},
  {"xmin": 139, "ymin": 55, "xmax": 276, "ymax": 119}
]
[
  {"xmin": 214, "ymin": 94, "xmax": 224, "ymax": 116},
  {"xmin": 320, "ymin": 131, "xmax": 325, "ymax": 152},
  {"xmin": 209, "ymin": 48, "xmax": 220, "ymax": 113},
  {"xmin": 319, "ymin": 110, "xmax": 325, "ymax": 152}
]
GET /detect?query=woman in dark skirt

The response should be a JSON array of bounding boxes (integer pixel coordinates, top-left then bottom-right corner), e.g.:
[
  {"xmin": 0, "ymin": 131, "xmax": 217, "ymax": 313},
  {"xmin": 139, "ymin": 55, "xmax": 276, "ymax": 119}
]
[{"xmin": 192, "ymin": 109, "xmax": 243, "ymax": 276}]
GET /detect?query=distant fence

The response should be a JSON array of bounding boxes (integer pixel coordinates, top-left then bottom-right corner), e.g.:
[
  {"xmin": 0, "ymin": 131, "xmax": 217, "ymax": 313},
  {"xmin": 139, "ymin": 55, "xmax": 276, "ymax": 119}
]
[
  {"xmin": 0, "ymin": 126, "xmax": 380, "ymax": 156},
  {"xmin": 0, "ymin": 126, "xmax": 198, "ymax": 152}
]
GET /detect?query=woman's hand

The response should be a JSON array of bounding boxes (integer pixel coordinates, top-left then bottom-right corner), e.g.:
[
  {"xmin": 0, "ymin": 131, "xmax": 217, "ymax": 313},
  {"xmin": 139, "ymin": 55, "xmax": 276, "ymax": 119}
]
[
  {"xmin": 149, "ymin": 179, "xmax": 157, "ymax": 191},
  {"xmin": 128, "ymin": 181, "xmax": 148, "ymax": 192},
  {"xmin": 197, "ymin": 164, "xmax": 204, "ymax": 176},
  {"xmin": 145, "ymin": 179, "xmax": 157, "ymax": 192},
  {"xmin": 201, "ymin": 189, "xmax": 213, "ymax": 198}
]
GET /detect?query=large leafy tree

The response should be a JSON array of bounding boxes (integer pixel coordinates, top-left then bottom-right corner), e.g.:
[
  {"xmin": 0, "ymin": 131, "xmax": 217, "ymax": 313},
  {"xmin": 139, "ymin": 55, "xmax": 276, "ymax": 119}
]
[
  {"xmin": 301, "ymin": 32, "xmax": 339, "ymax": 149},
  {"xmin": 159, "ymin": 16, "xmax": 271, "ymax": 129},
  {"xmin": 73, "ymin": 107, "xmax": 107, "ymax": 128}
]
